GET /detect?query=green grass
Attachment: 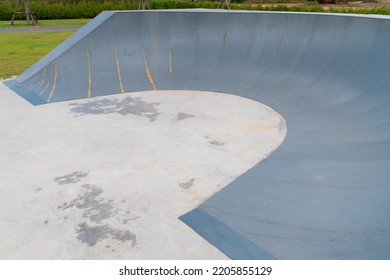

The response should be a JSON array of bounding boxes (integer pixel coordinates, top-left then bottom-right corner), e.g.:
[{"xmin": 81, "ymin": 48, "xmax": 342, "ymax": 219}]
[
  {"xmin": 0, "ymin": 31, "xmax": 75, "ymax": 78},
  {"xmin": 0, "ymin": 18, "xmax": 90, "ymax": 29}
]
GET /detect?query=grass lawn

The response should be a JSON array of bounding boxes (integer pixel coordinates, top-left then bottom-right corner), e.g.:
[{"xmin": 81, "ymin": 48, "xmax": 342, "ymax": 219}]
[
  {"xmin": 0, "ymin": 31, "xmax": 75, "ymax": 78},
  {"xmin": 0, "ymin": 19, "xmax": 90, "ymax": 78}
]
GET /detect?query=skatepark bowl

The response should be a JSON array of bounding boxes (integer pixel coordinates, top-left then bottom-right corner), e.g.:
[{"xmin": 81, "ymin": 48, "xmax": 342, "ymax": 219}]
[{"xmin": 2, "ymin": 10, "xmax": 390, "ymax": 259}]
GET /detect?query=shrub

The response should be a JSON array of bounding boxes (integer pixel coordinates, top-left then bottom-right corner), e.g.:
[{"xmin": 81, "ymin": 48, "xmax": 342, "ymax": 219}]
[
  {"xmin": 0, "ymin": 3, "xmax": 13, "ymax": 20},
  {"xmin": 0, "ymin": 0, "xmax": 389, "ymax": 21}
]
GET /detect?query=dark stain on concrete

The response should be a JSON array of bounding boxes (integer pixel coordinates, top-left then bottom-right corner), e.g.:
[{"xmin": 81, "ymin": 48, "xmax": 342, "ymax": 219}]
[
  {"xmin": 209, "ymin": 140, "xmax": 225, "ymax": 146},
  {"xmin": 179, "ymin": 178, "xmax": 196, "ymax": 189},
  {"xmin": 204, "ymin": 136, "xmax": 225, "ymax": 146},
  {"xmin": 122, "ymin": 216, "xmax": 140, "ymax": 224},
  {"xmin": 35, "ymin": 187, "xmax": 43, "ymax": 192},
  {"xmin": 177, "ymin": 112, "xmax": 194, "ymax": 121},
  {"xmin": 70, "ymin": 96, "xmax": 161, "ymax": 121},
  {"xmin": 75, "ymin": 222, "xmax": 136, "ymax": 247},
  {"xmin": 57, "ymin": 184, "xmax": 114, "ymax": 223},
  {"xmin": 54, "ymin": 171, "xmax": 89, "ymax": 185},
  {"xmin": 44, "ymin": 220, "xmax": 49, "ymax": 225}
]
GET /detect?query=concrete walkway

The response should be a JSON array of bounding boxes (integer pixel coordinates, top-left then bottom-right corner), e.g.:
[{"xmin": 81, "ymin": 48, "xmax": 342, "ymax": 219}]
[{"xmin": 0, "ymin": 26, "xmax": 79, "ymax": 33}]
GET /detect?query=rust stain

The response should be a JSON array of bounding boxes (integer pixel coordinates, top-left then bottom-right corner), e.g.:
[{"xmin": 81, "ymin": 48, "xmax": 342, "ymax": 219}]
[
  {"xmin": 169, "ymin": 48, "xmax": 173, "ymax": 74},
  {"xmin": 39, "ymin": 71, "xmax": 53, "ymax": 96},
  {"xmin": 47, "ymin": 61, "xmax": 58, "ymax": 103},
  {"xmin": 86, "ymin": 49, "xmax": 92, "ymax": 98},
  {"xmin": 113, "ymin": 41, "xmax": 125, "ymax": 93},
  {"xmin": 232, "ymin": 121, "xmax": 276, "ymax": 130},
  {"xmin": 142, "ymin": 48, "xmax": 157, "ymax": 91},
  {"xmin": 36, "ymin": 68, "xmax": 46, "ymax": 89}
]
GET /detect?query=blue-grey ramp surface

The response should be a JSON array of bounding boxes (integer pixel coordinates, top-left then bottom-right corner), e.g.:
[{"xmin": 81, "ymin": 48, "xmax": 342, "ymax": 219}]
[{"xmin": 5, "ymin": 10, "xmax": 390, "ymax": 259}]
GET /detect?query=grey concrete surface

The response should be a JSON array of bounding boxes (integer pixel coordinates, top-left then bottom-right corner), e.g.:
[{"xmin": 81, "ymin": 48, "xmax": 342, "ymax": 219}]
[
  {"xmin": 4, "ymin": 10, "xmax": 390, "ymax": 259},
  {"xmin": 0, "ymin": 82, "xmax": 286, "ymax": 259}
]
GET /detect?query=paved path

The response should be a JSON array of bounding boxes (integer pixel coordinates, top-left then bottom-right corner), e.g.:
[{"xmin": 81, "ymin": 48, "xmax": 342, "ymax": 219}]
[{"xmin": 0, "ymin": 26, "xmax": 80, "ymax": 33}]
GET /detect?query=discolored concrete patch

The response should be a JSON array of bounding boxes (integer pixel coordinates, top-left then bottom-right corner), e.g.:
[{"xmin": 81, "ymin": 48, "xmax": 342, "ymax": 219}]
[
  {"xmin": 177, "ymin": 112, "xmax": 194, "ymax": 121},
  {"xmin": 70, "ymin": 96, "xmax": 160, "ymax": 121},
  {"xmin": 75, "ymin": 222, "xmax": 136, "ymax": 247},
  {"xmin": 179, "ymin": 178, "xmax": 196, "ymax": 189},
  {"xmin": 54, "ymin": 171, "xmax": 89, "ymax": 185},
  {"xmin": 57, "ymin": 184, "xmax": 115, "ymax": 223},
  {"xmin": 209, "ymin": 140, "xmax": 225, "ymax": 146}
]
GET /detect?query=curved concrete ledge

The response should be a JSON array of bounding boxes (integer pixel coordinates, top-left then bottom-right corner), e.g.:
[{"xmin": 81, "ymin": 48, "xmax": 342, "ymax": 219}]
[{"xmin": 5, "ymin": 10, "xmax": 390, "ymax": 259}]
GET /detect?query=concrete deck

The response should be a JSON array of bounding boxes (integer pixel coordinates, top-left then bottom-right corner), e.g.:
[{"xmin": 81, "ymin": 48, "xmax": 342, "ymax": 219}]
[{"xmin": 0, "ymin": 82, "xmax": 286, "ymax": 259}]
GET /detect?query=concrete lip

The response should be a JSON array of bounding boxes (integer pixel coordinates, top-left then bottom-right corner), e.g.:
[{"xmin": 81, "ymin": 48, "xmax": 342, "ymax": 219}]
[{"xmin": 0, "ymin": 82, "xmax": 286, "ymax": 259}]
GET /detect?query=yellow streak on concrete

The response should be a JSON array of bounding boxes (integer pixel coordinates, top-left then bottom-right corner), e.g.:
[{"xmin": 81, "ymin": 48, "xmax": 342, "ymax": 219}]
[
  {"xmin": 87, "ymin": 49, "xmax": 92, "ymax": 98},
  {"xmin": 47, "ymin": 61, "xmax": 58, "ymax": 103},
  {"xmin": 39, "ymin": 71, "xmax": 53, "ymax": 96},
  {"xmin": 113, "ymin": 41, "xmax": 125, "ymax": 93},
  {"xmin": 142, "ymin": 48, "xmax": 157, "ymax": 91},
  {"xmin": 36, "ymin": 68, "xmax": 46, "ymax": 89},
  {"xmin": 169, "ymin": 49, "xmax": 173, "ymax": 74},
  {"xmin": 245, "ymin": 124, "xmax": 276, "ymax": 130},
  {"xmin": 232, "ymin": 121, "xmax": 277, "ymax": 130}
]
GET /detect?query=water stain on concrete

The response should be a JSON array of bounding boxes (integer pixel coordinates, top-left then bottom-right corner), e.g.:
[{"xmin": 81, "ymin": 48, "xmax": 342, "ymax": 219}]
[
  {"xmin": 75, "ymin": 222, "xmax": 136, "ymax": 247},
  {"xmin": 179, "ymin": 178, "xmax": 196, "ymax": 189},
  {"xmin": 70, "ymin": 96, "xmax": 160, "ymax": 121},
  {"xmin": 177, "ymin": 112, "xmax": 194, "ymax": 121},
  {"xmin": 54, "ymin": 171, "xmax": 89, "ymax": 185},
  {"xmin": 57, "ymin": 184, "xmax": 114, "ymax": 223}
]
